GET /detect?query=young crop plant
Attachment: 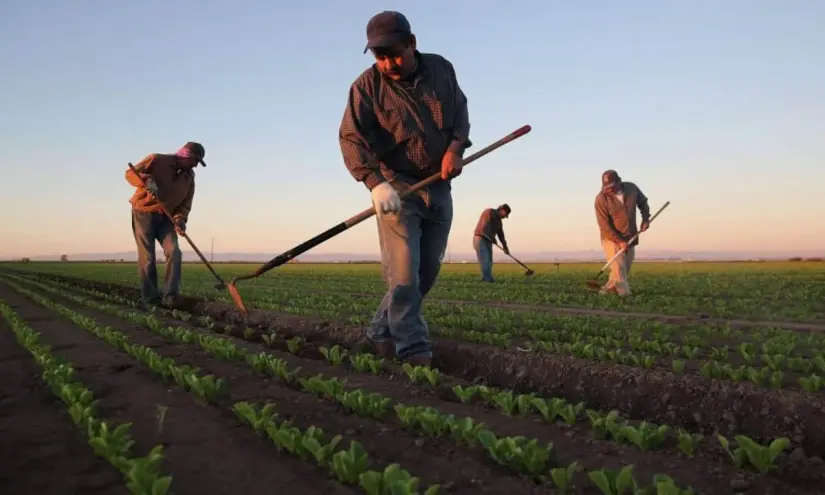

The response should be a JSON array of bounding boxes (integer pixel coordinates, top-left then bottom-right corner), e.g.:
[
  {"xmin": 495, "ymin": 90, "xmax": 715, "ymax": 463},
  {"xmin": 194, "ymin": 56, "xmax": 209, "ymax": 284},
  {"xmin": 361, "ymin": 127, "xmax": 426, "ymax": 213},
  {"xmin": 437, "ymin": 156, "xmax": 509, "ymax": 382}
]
[
  {"xmin": 477, "ymin": 430, "xmax": 556, "ymax": 481},
  {"xmin": 339, "ymin": 389, "xmax": 392, "ymax": 419},
  {"xmin": 717, "ymin": 434, "xmax": 791, "ymax": 474},
  {"xmin": 617, "ymin": 422, "xmax": 671, "ymax": 452},
  {"xmin": 587, "ymin": 465, "xmax": 641, "ymax": 495},
  {"xmin": 246, "ymin": 352, "xmax": 301, "ymax": 384},
  {"xmin": 349, "ymin": 353, "xmax": 384, "ymax": 375},
  {"xmin": 287, "ymin": 336, "xmax": 305, "ymax": 354},
  {"xmin": 298, "ymin": 374, "xmax": 347, "ymax": 400},
  {"xmin": 798, "ymin": 374, "xmax": 824, "ymax": 392},
  {"xmin": 675, "ymin": 429, "xmax": 703, "ymax": 457},
  {"xmin": 261, "ymin": 331, "xmax": 279, "ymax": 347},
  {"xmin": 401, "ymin": 363, "xmax": 442, "ymax": 386},
  {"xmin": 319, "ymin": 344, "xmax": 349, "ymax": 365},
  {"xmin": 0, "ymin": 300, "xmax": 173, "ymax": 495},
  {"xmin": 231, "ymin": 401, "xmax": 440, "ymax": 495},
  {"xmin": 549, "ymin": 461, "xmax": 582, "ymax": 493}
]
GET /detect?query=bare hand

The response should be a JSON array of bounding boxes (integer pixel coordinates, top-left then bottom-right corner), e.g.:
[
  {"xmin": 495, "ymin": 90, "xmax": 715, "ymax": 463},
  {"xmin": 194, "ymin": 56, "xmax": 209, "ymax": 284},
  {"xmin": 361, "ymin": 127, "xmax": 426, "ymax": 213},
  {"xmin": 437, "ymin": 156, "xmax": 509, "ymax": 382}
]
[
  {"xmin": 441, "ymin": 151, "xmax": 463, "ymax": 180},
  {"xmin": 619, "ymin": 241, "xmax": 629, "ymax": 252},
  {"xmin": 640, "ymin": 221, "xmax": 650, "ymax": 232}
]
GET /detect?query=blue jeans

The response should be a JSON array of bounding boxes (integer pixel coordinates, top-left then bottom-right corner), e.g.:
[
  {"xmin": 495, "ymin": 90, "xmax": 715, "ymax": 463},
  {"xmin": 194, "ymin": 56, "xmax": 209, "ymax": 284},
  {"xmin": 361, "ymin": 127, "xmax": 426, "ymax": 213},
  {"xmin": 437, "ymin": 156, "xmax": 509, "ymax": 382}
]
[
  {"xmin": 131, "ymin": 209, "xmax": 182, "ymax": 304},
  {"xmin": 473, "ymin": 235, "xmax": 494, "ymax": 282},
  {"xmin": 368, "ymin": 181, "xmax": 453, "ymax": 360}
]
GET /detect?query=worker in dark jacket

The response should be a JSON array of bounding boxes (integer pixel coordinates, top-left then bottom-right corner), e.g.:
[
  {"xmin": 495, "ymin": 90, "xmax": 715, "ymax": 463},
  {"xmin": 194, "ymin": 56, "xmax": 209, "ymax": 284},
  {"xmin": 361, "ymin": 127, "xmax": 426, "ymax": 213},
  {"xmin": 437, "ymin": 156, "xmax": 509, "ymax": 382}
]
[
  {"xmin": 338, "ymin": 11, "xmax": 472, "ymax": 367},
  {"xmin": 473, "ymin": 204, "xmax": 511, "ymax": 282},
  {"xmin": 594, "ymin": 169, "xmax": 650, "ymax": 296},
  {"xmin": 125, "ymin": 142, "xmax": 206, "ymax": 307}
]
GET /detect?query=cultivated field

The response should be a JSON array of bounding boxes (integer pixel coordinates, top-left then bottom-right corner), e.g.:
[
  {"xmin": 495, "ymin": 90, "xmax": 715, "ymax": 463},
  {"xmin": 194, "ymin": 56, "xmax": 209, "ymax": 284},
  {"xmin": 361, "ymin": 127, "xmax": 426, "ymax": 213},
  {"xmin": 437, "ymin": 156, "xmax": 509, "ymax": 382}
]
[{"xmin": 1, "ymin": 260, "xmax": 824, "ymax": 494}]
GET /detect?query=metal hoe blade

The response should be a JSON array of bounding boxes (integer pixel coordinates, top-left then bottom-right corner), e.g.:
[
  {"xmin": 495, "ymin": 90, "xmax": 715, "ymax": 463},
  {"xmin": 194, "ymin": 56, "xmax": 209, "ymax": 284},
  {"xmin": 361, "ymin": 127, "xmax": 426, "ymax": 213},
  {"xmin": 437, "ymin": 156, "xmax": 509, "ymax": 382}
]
[{"xmin": 227, "ymin": 282, "xmax": 248, "ymax": 315}]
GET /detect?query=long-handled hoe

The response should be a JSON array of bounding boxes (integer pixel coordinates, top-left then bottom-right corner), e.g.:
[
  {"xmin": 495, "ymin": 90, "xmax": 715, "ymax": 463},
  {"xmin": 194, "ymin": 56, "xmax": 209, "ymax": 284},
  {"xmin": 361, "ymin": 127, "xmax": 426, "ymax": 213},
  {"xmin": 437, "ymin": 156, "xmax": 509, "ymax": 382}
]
[
  {"xmin": 488, "ymin": 239, "xmax": 535, "ymax": 276},
  {"xmin": 127, "ymin": 163, "xmax": 230, "ymax": 294},
  {"xmin": 227, "ymin": 124, "xmax": 534, "ymax": 315},
  {"xmin": 585, "ymin": 200, "xmax": 671, "ymax": 291}
]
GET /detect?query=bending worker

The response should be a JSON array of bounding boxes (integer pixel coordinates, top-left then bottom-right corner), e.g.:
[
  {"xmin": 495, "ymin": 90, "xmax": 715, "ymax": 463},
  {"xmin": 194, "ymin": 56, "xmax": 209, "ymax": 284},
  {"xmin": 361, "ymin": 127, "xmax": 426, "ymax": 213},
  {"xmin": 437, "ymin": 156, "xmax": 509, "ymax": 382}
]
[
  {"xmin": 124, "ymin": 141, "xmax": 206, "ymax": 308},
  {"xmin": 473, "ymin": 204, "xmax": 511, "ymax": 282},
  {"xmin": 594, "ymin": 169, "xmax": 650, "ymax": 296}
]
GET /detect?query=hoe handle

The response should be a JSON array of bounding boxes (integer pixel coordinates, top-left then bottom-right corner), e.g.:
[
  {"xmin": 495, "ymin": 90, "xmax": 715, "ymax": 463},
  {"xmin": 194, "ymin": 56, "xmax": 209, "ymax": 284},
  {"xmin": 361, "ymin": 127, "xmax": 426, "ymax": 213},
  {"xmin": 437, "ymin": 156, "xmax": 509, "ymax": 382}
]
[
  {"xmin": 232, "ymin": 125, "xmax": 533, "ymax": 283},
  {"xmin": 598, "ymin": 200, "xmax": 671, "ymax": 273}
]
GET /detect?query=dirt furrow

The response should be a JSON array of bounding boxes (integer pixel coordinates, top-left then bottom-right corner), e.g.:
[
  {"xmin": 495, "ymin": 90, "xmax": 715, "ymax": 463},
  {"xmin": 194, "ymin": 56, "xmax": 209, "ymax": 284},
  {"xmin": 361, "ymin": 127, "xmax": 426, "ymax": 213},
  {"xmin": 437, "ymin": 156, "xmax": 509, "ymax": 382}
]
[
  {"xmin": 0, "ymin": 282, "xmax": 355, "ymax": 495},
  {"xmin": 0, "ymin": 311, "xmax": 126, "ymax": 495},
  {"xmin": 15, "ymin": 272, "xmax": 825, "ymax": 458},
  {"xmin": 19, "ymin": 275, "xmax": 825, "ymax": 495},
  {"xmin": 27, "ymin": 285, "xmax": 556, "ymax": 494}
]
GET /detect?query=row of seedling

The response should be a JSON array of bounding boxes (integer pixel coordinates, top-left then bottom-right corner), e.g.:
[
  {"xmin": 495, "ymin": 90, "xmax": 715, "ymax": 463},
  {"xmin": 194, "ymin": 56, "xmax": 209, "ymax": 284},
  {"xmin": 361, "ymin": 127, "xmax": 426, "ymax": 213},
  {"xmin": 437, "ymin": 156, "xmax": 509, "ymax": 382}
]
[
  {"xmin": 12, "ymin": 274, "xmax": 801, "ymax": 477},
  {"xmin": 6, "ymin": 278, "xmax": 440, "ymax": 494},
  {"xmin": 0, "ymin": 300, "xmax": 172, "ymax": 495},
  {"xmin": 233, "ymin": 401, "xmax": 442, "ymax": 495}
]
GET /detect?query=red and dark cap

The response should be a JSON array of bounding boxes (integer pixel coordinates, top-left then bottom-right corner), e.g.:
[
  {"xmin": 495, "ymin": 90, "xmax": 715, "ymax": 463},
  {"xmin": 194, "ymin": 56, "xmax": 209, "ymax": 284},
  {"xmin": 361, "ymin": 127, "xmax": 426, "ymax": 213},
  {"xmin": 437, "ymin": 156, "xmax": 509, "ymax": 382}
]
[
  {"xmin": 183, "ymin": 141, "xmax": 207, "ymax": 167},
  {"xmin": 363, "ymin": 11, "xmax": 412, "ymax": 54},
  {"xmin": 601, "ymin": 169, "xmax": 621, "ymax": 186}
]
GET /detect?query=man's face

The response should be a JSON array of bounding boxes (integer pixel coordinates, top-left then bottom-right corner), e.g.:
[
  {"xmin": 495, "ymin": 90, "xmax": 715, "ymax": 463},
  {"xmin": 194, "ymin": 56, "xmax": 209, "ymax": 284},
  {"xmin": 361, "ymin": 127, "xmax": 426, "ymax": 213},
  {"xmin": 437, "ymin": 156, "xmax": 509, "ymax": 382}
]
[
  {"xmin": 498, "ymin": 208, "xmax": 510, "ymax": 219},
  {"xmin": 372, "ymin": 41, "xmax": 416, "ymax": 80}
]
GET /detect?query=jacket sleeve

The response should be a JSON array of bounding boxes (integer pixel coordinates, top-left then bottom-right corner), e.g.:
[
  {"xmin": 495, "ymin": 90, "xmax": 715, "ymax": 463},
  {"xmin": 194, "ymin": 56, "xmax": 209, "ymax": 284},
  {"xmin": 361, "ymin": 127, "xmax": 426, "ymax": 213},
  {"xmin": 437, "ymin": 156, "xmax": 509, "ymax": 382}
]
[
  {"xmin": 125, "ymin": 154, "xmax": 156, "ymax": 188},
  {"xmin": 636, "ymin": 185, "xmax": 651, "ymax": 223},
  {"xmin": 495, "ymin": 215, "xmax": 507, "ymax": 248},
  {"xmin": 595, "ymin": 196, "xmax": 626, "ymax": 244},
  {"xmin": 173, "ymin": 181, "xmax": 195, "ymax": 222},
  {"xmin": 445, "ymin": 60, "xmax": 472, "ymax": 157},
  {"xmin": 339, "ymin": 81, "xmax": 385, "ymax": 191}
]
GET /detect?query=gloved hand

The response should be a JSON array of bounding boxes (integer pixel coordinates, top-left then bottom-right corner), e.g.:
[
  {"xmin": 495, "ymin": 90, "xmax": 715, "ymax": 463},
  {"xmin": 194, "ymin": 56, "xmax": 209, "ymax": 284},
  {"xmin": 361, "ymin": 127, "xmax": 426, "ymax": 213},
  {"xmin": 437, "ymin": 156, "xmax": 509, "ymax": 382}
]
[
  {"xmin": 503, "ymin": 246, "xmax": 510, "ymax": 255},
  {"xmin": 145, "ymin": 178, "xmax": 159, "ymax": 196},
  {"xmin": 371, "ymin": 182, "xmax": 401, "ymax": 215},
  {"xmin": 173, "ymin": 216, "xmax": 186, "ymax": 235}
]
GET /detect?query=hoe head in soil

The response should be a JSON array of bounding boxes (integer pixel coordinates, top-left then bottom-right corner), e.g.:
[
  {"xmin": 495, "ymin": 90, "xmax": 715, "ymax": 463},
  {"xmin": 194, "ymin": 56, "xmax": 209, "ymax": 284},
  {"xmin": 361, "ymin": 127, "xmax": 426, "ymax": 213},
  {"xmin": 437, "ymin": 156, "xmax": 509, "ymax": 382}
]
[
  {"xmin": 226, "ymin": 282, "xmax": 249, "ymax": 316},
  {"xmin": 585, "ymin": 280, "xmax": 602, "ymax": 291}
]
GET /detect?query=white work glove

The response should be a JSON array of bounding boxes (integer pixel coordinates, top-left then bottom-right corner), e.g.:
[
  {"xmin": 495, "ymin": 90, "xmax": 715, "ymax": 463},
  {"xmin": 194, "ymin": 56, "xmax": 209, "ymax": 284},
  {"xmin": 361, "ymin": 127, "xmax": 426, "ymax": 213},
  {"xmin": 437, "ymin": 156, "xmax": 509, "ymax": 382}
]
[
  {"xmin": 371, "ymin": 182, "xmax": 401, "ymax": 215},
  {"xmin": 145, "ymin": 178, "xmax": 159, "ymax": 196}
]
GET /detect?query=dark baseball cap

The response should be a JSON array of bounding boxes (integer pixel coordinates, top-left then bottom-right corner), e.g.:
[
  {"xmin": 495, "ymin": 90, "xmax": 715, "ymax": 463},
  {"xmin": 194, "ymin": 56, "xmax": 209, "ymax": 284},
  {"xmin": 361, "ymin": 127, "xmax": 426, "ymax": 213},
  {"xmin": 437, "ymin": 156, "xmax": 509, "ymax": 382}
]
[
  {"xmin": 601, "ymin": 169, "xmax": 620, "ymax": 186},
  {"xmin": 363, "ymin": 11, "xmax": 412, "ymax": 54},
  {"xmin": 183, "ymin": 141, "xmax": 207, "ymax": 167}
]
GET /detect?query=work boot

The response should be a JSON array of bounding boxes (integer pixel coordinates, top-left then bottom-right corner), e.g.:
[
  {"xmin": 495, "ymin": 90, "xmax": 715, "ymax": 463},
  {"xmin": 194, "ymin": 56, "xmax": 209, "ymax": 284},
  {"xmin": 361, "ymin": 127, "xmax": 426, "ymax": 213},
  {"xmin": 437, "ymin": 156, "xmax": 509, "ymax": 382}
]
[
  {"xmin": 162, "ymin": 294, "xmax": 185, "ymax": 309},
  {"xmin": 353, "ymin": 335, "xmax": 396, "ymax": 359},
  {"xmin": 405, "ymin": 355, "xmax": 432, "ymax": 367}
]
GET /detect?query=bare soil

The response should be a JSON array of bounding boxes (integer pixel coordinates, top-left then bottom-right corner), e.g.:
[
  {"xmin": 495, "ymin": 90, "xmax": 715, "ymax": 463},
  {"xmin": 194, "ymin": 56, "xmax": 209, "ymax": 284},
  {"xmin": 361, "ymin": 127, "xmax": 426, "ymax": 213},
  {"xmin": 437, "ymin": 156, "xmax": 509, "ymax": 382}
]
[{"xmin": 4, "ymin": 272, "xmax": 825, "ymax": 494}]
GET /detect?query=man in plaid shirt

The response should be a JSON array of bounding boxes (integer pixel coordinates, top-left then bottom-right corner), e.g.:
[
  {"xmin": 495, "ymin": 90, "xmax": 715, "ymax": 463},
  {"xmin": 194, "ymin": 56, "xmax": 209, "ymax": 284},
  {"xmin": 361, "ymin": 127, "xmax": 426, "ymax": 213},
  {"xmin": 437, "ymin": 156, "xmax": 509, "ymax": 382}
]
[{"xmin": 339, "ymin": 11, "xmax": 472, "ymax": 367}]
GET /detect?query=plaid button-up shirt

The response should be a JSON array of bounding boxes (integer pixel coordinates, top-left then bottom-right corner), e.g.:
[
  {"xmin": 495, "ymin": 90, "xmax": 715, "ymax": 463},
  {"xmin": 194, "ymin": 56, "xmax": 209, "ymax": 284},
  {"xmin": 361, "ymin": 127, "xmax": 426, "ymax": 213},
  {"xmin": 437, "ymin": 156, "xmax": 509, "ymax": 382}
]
[{"xmin": 339, "ymin": 51, "xmax": 472, "ymax": 190}]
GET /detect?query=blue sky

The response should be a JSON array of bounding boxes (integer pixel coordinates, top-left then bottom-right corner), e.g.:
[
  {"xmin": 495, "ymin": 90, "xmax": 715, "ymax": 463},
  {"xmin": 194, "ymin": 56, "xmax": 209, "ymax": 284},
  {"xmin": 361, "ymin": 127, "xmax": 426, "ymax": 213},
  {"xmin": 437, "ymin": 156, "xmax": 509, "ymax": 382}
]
[{"xmin": 1, "ymin": 0, "xmax": 823, "ymax": 258}]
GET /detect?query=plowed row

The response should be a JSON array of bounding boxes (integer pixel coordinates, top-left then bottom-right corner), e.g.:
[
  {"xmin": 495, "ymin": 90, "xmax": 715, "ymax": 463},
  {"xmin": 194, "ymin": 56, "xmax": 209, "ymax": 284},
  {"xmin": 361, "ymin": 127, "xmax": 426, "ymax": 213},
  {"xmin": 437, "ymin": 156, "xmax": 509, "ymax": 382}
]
[{"xmin": 2, "ymin": 269, "xmax": 825, "ymax": 495}]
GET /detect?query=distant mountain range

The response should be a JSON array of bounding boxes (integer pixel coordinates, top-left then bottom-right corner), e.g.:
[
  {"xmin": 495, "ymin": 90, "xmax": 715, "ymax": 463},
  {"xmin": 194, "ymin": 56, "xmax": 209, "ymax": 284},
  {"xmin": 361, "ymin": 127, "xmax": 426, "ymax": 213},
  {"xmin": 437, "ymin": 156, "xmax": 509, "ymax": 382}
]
[{"xmin": 4, "ymin": 249, "xmax": 823, "ymax": 263}]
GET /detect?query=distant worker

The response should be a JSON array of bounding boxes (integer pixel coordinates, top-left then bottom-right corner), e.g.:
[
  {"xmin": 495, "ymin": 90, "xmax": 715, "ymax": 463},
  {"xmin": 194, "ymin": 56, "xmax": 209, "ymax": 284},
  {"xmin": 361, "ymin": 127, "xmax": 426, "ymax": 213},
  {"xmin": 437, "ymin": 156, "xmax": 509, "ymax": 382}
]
[
  {"xmin": 473, "ymin": 204, "xmax": 511, "ymax": 282},
  {"xmin": 124, "ymin": 142, "xmax": 206, "ymax": 308},
  {"xmin": 594, "ymin": 169, "xmax": 650, "ymax": 296},
  {"xmin": 338, "ymin": 11, "xmax": 472, "ymax": 367}
]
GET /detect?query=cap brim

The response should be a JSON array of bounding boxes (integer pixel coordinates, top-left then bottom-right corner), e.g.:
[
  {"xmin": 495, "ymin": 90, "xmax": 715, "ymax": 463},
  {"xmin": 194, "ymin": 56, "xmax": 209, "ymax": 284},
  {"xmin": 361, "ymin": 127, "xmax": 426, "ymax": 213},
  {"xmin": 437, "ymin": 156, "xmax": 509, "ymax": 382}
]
[
  {"xmin": 198, "ymin": 158, "xmax": 207, "ymax": 167},
  {"xmin": 363, "ymin": 33, "xmax": 407, "ymax": 54}
]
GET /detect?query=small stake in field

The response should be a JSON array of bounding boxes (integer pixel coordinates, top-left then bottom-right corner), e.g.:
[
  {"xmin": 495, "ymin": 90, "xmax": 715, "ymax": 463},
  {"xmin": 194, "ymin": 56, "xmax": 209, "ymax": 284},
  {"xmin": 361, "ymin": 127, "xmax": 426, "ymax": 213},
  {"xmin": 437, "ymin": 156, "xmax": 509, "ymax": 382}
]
[
  {"xmin": 228, "ymin": 124, "xmax": 534, "ymax": 315},
  {"xmin": 585, "ymin": 200, "xmax": 671, "ymax": 291},
  {"xmin": 127, "ymin": 163, "xmax": 232, "ymax": 296}
]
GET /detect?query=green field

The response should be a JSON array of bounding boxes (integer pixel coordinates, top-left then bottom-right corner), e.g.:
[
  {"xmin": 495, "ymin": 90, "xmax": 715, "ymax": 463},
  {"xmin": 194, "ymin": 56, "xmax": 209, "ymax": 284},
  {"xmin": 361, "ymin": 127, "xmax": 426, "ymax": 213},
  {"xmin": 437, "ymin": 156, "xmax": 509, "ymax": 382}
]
[
  {"xmin": 2, "ymin": 260, "xmax": 825, "ymax": 493},
  {"xmin": 4, "ymin": 260, "xmax": 824, "ymax": 322}
]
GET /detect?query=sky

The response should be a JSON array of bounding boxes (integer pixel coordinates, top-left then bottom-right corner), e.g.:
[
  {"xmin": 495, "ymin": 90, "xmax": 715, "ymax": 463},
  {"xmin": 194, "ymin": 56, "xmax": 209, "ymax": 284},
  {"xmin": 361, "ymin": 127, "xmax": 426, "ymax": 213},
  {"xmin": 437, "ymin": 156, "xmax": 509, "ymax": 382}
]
[{"xmin": 1, "ymin": 0, "xmax": 823, "ymax": 259}]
